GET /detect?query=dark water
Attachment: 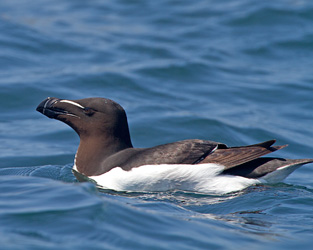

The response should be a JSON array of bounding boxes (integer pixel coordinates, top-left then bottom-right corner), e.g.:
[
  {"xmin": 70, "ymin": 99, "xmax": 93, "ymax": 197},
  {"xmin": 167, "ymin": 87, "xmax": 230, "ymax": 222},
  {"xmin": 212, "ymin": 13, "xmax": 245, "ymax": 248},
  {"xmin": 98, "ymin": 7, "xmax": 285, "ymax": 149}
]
[{"xmin": 1, "ymin": 0, "xmax": 313, "ymax": 249}]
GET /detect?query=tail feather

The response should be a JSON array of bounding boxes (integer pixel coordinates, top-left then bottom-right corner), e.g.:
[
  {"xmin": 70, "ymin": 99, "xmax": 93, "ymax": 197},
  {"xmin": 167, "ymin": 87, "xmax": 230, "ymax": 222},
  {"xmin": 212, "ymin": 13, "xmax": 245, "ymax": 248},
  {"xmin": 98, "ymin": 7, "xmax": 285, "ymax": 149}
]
[
  {"xmin": 260, "ymin": 159, "xmax": 313, "ymax": 183},
  {"xmin": 223, "ymin": 158, "xmax": 313, "ymax": 179}
]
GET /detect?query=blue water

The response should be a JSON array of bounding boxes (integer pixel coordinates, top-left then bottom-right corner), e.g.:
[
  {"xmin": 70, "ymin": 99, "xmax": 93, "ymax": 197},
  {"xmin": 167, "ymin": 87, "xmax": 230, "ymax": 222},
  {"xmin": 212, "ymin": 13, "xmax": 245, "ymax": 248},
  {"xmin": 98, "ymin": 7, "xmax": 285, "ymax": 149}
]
[{"xmin": 1, "ymin": 0, "xmax": 313, "ymax": 249}]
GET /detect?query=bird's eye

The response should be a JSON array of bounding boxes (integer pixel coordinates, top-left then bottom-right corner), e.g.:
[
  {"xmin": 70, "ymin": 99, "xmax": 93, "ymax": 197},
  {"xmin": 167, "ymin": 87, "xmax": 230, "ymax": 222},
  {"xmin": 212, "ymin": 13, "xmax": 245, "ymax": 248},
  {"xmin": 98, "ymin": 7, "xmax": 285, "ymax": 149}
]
[{"xmin": 83, "ymin": 107, "xmax": 95, "ymax": 116}]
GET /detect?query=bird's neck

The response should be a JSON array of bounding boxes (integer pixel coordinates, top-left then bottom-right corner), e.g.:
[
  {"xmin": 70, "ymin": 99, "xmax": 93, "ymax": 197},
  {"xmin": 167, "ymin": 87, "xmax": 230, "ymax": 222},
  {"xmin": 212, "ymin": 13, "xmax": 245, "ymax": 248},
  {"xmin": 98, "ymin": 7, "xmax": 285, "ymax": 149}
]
[{"xmin": 74, "ymin": 135, "xmax": 132, "ymax": 176}]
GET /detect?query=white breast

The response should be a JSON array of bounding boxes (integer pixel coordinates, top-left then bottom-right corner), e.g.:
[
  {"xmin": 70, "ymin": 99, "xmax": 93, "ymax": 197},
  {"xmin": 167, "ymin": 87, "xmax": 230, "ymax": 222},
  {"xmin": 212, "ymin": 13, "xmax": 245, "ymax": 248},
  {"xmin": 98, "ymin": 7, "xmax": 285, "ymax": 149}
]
[{"xmin": 88, "ymin": 163, "xmax": 260, "ymax": 194}]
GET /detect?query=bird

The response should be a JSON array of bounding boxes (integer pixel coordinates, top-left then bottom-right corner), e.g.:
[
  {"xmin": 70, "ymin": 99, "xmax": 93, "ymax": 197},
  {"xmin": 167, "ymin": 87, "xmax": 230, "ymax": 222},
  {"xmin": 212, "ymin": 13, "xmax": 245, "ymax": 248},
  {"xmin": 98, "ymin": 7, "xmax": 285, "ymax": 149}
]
[{"xmin": 36, "ymin": 97, "xmax": 313, "ymax": 194}]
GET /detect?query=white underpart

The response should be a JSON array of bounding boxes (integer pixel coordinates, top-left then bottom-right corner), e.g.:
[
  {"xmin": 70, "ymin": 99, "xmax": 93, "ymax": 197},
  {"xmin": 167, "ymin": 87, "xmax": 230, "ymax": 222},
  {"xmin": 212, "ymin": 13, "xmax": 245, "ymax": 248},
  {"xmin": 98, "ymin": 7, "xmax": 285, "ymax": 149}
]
[
  {"xmin": 88, "ymin": 163, "xmax": 261, "ymax": 194},
  {"xmin": 73, "ymin": 152, "xmax": 78, "ymax": 171},
  {"xmin": 59, "ymin": 100, "xmax": 85, "ymax": 109}
]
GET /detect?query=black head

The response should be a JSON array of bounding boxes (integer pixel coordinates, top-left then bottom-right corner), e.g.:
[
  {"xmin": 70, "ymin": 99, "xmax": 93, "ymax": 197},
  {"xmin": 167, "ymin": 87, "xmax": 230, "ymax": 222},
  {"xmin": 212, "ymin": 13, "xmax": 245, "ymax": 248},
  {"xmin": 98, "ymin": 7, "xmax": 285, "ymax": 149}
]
[{"xmin": 36, "ymin": 97, "xmax": 132, "ymax": 147}]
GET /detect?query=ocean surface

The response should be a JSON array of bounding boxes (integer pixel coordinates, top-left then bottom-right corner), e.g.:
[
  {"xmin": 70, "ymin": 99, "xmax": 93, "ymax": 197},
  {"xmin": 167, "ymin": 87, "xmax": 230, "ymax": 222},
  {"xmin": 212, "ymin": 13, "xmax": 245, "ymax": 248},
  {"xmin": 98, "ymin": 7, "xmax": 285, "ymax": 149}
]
[{"xmin": 1, "ymin": 0, "xmax": 313, "ymax": 249}]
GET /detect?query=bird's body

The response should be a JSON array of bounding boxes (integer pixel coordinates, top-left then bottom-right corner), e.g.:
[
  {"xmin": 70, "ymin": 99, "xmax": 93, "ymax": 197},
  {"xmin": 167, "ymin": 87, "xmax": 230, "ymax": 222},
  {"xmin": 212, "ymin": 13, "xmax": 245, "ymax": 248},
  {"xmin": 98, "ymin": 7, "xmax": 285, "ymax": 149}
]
[{"xmin": 37, "ymin": 97, "xmax": 313, "ymax": 194}]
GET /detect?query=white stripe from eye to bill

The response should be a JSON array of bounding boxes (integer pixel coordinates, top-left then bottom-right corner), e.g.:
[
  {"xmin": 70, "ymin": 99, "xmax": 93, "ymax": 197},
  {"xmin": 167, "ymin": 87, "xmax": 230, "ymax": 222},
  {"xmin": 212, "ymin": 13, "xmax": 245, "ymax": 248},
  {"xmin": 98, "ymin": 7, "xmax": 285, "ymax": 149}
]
[{"xmin": 59, "ymin": 100, "xmax": 85, "ymax": 109}]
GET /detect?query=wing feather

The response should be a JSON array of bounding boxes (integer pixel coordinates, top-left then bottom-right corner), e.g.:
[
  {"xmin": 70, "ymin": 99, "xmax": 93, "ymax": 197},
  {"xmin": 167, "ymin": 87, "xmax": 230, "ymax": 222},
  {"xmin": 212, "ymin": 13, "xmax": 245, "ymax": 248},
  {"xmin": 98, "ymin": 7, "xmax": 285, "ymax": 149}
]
[{"xmin": 200, "ymin": 140, "xmax": 287, "ymax": 169}]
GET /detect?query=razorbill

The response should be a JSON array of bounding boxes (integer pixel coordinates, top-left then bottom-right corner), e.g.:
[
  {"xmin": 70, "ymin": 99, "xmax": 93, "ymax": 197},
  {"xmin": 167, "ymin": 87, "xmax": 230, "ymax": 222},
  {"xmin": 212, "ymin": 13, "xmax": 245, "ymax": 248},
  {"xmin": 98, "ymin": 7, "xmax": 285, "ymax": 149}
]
[{"xmin": 36, "ymin": 97, "xmax": 313, "ymax": 194}]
